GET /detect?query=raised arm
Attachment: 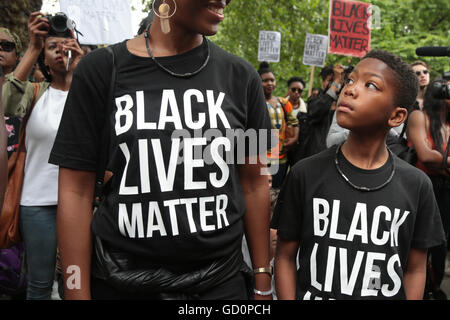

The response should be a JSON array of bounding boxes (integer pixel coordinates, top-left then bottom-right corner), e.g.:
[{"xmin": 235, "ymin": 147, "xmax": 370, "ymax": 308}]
[
  {"xmin": 57, "ymin": 168, "xmax": 95, "ymax": 300},
  {"xmin": 14, "ymin": 12, "xmax": 49, "ymax": 81}
]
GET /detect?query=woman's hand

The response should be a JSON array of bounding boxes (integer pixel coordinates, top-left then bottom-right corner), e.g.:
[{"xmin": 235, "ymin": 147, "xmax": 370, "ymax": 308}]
[
  {"xmin": 28, "ymin": 12, "xmax": 49, "ymax": 52},
  {"xmin": 333, "ymin": 64, "xmax": 345, "ymax": 84},
  {"xmin": 61, "ymin": 30, "xmax": 85, "ymax": 73}
]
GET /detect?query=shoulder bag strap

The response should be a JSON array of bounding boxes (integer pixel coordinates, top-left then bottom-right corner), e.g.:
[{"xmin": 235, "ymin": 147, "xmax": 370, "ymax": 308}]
[
  {"xmin": 398, "ymin": 118, "xmax": 408, "ymax": 141},
  {"xmin": 93, "ymin": 47, "xmax": 116, "ymax": 207},
  {"xmin": 10, "ymin": 82, "xmax": 40, "ymax": 164}
]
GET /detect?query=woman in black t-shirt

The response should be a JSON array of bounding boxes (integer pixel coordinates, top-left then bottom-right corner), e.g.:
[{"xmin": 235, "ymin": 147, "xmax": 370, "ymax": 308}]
[{"xmin": 50, "ymin": 0, "xmax": 273, "ymax": 300}]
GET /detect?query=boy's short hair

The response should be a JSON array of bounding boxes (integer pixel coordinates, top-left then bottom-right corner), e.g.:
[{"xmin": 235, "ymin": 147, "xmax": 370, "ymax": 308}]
[
  {"xmin": 362, "ymin": 50, "xmax": 419, "ymax": 108},
  {"xmin": 287, "ymin": 76, "xmax": 306, "ymax": 88}
]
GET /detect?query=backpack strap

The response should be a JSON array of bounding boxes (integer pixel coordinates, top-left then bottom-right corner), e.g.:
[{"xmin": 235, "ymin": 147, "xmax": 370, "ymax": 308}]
[
  {"xmin": 398, "ymin": 118, "xmax": 408, "ymax": 141},
  {"xmin": 397, "ymin": 109, "xmax": 417, "ymax": 141},
  {"xmin": 93, "ymin": 47, "xmax": 116, "ymax": 208}
]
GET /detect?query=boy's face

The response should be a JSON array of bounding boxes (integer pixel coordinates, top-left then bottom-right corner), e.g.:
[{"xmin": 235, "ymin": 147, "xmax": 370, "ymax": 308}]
[{"xmin": 336, "ymin": 58, "xmax": 402, "ymax": 132}]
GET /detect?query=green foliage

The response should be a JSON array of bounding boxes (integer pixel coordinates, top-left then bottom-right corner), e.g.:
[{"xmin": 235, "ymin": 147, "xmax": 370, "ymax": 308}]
[
  {"xmin": 371, "ymin": 0, "xmax": 450, "ymax": 79},
  {"xmin": 0, "ymin": 0, "xmax": 43, "ymax": 54},
  {"xmin": 144, "ymin": 0, "xmax": 449, "ymax": 96}
]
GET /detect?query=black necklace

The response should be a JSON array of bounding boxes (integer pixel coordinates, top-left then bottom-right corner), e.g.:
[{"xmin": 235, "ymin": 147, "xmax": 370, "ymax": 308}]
[
  {"xmin": 334, "ymin": 143, "xmax": 396, "ymax": 192},
  {"xmin": 144, "ymin": 30, "xmax": 210, "ymax": 78}
]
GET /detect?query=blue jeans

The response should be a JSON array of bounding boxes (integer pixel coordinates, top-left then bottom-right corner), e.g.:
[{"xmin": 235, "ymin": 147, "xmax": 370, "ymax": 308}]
[{"xmin": 19, "ymin": 206, "xmax": 57, "ymax": 300}]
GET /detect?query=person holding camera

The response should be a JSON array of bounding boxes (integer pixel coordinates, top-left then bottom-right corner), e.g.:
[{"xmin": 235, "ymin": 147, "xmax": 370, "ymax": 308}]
[
  {"xmin": 2, "ymin": 11, "xmax": 84, "ymax": 300},
  {"xmin": 407, "ymin": 77, "xmax": 450, "ymax": 300},
  {"xmin": 310, "ymin": 64, "xmax": 345, "ymax": 150}
]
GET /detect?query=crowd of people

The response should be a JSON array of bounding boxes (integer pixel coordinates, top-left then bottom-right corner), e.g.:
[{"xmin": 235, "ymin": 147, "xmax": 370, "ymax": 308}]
[{"xmin": 0, "ymin": 0, "xmax": 449, "ymax": 301}]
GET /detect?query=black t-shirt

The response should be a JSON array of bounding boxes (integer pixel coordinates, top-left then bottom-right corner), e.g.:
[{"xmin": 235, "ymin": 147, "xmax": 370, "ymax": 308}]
[
  {"xmin": 49, "ymin": 39, "xmax": 272, "ymax": 268},
  {"xmin": 271, "ymin": 145, "xmax": 445, "ymax": 300}
]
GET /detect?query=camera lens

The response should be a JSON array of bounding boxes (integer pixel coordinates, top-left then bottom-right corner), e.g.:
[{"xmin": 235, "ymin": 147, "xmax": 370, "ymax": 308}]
[{"xmin": 51, "ymin": 15, "xmax": 68, "ymax": 34}]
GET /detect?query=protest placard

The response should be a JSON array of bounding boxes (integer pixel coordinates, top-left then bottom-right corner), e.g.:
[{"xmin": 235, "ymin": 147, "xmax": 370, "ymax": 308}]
[
  {"xmin": 258, "ymin": 31, "xmax": 281, "ymax": 63},
  {"xmin": 60, "ymin": 0, "xmax": 133, "ymax": 45},
  {"xmin": 303, "ymin": 34, "xmax": 328, "ymax": 67},
  {"xmin": 328, "ymin": 0, "xmax": 371, "ymax": 57}
]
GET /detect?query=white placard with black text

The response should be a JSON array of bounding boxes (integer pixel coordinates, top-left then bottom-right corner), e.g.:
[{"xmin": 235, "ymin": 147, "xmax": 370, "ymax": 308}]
[
  {"xmin": 303, "ymin": 33, "xmax": 328, "ymax": 67},
  {"xmin": 258, "ymin": 31, "xmax": 281, "ymax": 63},
  {"xmin": 60, "ymin": 0, "xmax": 133, "ymax": 45}
]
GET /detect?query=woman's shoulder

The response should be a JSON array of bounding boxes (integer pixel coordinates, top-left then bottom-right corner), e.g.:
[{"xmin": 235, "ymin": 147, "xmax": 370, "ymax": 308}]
[
  {"xmin": 209, "ymin": 41, "xmax": 257, "ymax": 74},
  {"xmin": 408, "ymin": 109, "xmax": 427, "ymax": 125},
  {"xmin": 76, "ymin": 42, "xmax": 126, "ymax": 75}
]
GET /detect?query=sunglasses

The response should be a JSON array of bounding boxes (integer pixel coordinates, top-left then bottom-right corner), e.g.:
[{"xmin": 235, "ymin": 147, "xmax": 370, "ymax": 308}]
[
  {"xmin": 415, "ymin": 70, "xmax": 429, "ymax": 76},
  {"xmin": 0, "ymin": 40, "xmax": 16, "ymax": 52},
  {"xmin": 290, "ymin": 88, "xmax": 303, "ymax": 93}
]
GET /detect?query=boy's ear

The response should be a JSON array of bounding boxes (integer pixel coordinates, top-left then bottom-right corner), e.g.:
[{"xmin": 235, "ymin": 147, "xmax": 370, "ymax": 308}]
[{"xmin": 388, "ymin": 107, "xmax": 408, "ymax": 128}]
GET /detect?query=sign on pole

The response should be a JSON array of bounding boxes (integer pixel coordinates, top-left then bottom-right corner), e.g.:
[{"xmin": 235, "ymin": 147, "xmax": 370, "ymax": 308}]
[
  {"xmin": 303, "ymin": 33, "xmax": 328, "ymax": 68},
  {"xmin": 258, "ymin": 31, "xmax": 281, "ymax": 63},
  {"xmin": 60, "ymin": 0, "xmax": 133, "ymax": 45},
  {"xmin": 328, "ymin": 0, "xmax": 371, "ymax": 57}
]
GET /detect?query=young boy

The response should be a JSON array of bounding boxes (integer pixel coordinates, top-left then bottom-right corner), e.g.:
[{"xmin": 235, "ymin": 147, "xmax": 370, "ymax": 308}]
[{"xmin": 272, "ymin": 50, "xmax": 446, "ymax": 300}]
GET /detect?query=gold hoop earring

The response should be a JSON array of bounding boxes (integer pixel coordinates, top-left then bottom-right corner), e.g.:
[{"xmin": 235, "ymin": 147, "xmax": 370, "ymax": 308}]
[{"xmin": 152, "ymin": 0, "xmax": 177, "ymax": 34}]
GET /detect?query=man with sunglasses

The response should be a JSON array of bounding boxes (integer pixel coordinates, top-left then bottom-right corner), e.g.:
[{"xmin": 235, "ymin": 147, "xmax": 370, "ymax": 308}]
[{"xmin": 411, "ymin": 61, "xmax": 430, "ymax": 110}]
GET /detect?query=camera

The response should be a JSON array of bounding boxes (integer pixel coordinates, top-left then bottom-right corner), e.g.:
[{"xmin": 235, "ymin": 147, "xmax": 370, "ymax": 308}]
[
  {"xmin": 45, "ymin": 12, "xmax": 74, "ymax": 37},
  {"xmin": 431, "ymin": 73, "xmax": 450, "ymax": 100}
]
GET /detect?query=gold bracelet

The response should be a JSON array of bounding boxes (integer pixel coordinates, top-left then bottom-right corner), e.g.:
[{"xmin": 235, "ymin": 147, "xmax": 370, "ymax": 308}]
[{"xmin": 253, "ymin": 266, "xmax": 273, "ymax": 276}]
